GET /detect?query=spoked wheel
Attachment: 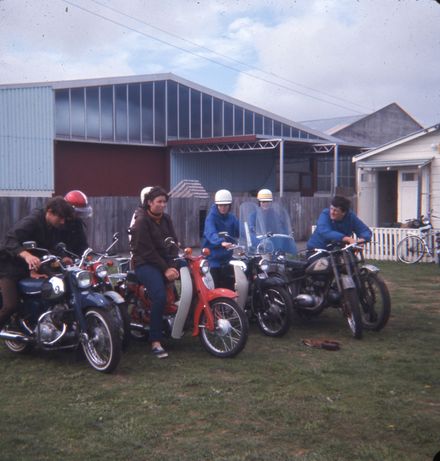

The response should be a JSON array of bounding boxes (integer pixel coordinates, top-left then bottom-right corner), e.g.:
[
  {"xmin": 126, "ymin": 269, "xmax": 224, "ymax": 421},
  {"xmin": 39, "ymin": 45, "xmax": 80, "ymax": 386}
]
[
  {"xmin": 359, "ymin": 273, "xmax": 391, "ymax": 331},
  {"xmin": 199, "ymin": 297, "xmax": 248, "ymax": 358},
  {"xmin": 397, "ymin": 235, "xmax": 425, "ymax": 264},
  {"xmin": 4, "ymin": 335, "xmax": 33, "ymax": 354},
  {"xmin": 256, "ymin": 287, "xmax": 292, "ymax": 337},
  {"xmin": 82, "ymin": 308, "xmax": 121, "ymax": 373},
  {"xmin": 341, "ymin": 288, "xmax": 363, "ymax": 339}
]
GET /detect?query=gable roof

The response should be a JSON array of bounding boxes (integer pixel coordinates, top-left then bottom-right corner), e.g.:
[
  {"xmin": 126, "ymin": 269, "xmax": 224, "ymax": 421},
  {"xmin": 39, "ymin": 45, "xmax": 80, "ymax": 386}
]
[{"xmin": 353, "ymin": 123, "xmax": 440, "ymax": 162}]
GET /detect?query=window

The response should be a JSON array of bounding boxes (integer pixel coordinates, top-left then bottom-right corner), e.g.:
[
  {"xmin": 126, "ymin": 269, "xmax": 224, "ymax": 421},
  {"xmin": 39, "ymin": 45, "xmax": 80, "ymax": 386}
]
[
  {"xmin": 263, "ymin": 117, "xmax": 272, "ymax": 136},
  {"xmin": 224, "ymin": 102, "xmax": 233, "ymax": 136},
  {"xmin": 142, "ymin": 82, "xmax": 154, "ymax": 143},
  {"xmin": 282, "ymin": 124, "xmax": 291, "ymax": 138},
  {"xmin": 167, "ymin": 80, "xmax": 177, "ymax": 138},
  {"xmin": 245, "ymin": 110, "xmax": 253, "ymax": 135},
  {"xmin": 402, "ymin": 172, "xmax": 416, "ymax": 181},
  {"xmin": 55, "ymin": 89, "xmax": 70, "ymax": 136},
  {"xmin": 234, "ymin": 106, "xmax": 243, "ymax": 136},
  {"xmin": 155, "ymin": 81, "xmax": 166, "ymax": 143},
  {"xmin": 255, "ymin": 114, "xmax": 263, "ymax": 134},
  {"xmin": 213, "ymin": 98, "xmax": 222, "ymax": 137},
  {"xmin": 190, "ymin": 89, "xmax": 201, "ymax": 138},
  {"xmin": 202, "ymin": 93, "xmax": 212, "ymax": 138},
  {"xmin": 128, "ymin": 84, "xmax": 140, "ymax": 142},
  {"xmin": 71, "ymin": 88, "xmax": 85, "ymax": 138},
  {"xmin": 179, "ymin": 84, "xmax": 190, "ymax": 139},
  {"xmin": 274, "ymin": 121, "xmax": 281, "ymax": 136},
  {"xmin": 115, "ymin": 84, "xmax": 127, "ymax": 142},
  {"xmin": 101, "ymin": 86, "xmax": 113, "ymax": 141},
  {"xmin": 86, "ymin": 87, "xmax": 99, "ymax": 139}
]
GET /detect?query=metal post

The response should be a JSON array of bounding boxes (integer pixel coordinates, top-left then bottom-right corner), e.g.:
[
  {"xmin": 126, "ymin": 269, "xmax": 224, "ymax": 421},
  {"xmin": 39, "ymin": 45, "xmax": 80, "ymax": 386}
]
[{"xmin": 279, "ymin": 139, "xmax": 284, "ymax": 197}]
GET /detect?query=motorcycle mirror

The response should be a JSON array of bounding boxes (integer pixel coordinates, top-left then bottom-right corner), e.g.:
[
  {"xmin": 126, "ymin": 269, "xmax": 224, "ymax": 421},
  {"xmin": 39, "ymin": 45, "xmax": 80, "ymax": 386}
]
[{"xmin": 112, "ymin": 232, "xmax": 120, "ymax": 241}]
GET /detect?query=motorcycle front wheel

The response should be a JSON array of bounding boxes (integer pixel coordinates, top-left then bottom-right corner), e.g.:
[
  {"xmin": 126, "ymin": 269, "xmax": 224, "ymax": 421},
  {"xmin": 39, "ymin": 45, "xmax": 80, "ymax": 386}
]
[
  {"xmin": 359, "ymin": 273, "xmax": 391, "ymax": 331},
  {"xmin": 81, "ymin": 308, "xmax": 121, "ymax": 373},
  {"xmin": 199, "ymin": 297, "xmax": 248, "ymax": 358},
  {"xmin": 256, "ymin": 287, "xmax": 292, "ymax": 337},
  {"xmin": 341, "ymin": 288, "xmax": 363, "ymax": 339}
]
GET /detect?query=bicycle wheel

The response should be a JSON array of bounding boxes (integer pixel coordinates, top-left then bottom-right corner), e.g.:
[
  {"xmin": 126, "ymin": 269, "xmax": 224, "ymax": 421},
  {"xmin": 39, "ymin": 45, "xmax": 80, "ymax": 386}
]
[{"xmin": 397, "ymin": 235, "xmax": 425, "ymax": 264}]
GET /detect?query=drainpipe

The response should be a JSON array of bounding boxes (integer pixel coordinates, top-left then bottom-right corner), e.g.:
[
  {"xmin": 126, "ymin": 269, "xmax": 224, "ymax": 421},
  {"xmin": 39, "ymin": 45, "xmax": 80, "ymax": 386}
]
[{"xmin": 332, "ymin": 143, "xmax": 339, "ymax": 195}]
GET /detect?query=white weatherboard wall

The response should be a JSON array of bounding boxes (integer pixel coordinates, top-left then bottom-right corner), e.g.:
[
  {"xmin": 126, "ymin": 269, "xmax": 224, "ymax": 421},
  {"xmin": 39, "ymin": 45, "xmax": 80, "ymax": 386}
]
[
  {"xmin": 356, "ymin": 128, "xmax": 440, "ymax": 229},
  {"xmin": 0, "ymin": 86, "xmax": 54, "ymax": 196}
]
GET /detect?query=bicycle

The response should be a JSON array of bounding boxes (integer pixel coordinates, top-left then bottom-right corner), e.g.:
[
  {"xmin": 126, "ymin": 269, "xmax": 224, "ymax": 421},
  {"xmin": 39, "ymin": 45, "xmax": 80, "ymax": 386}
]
[{"xmin": 396, "ymin": 213, "xmax": 440, "ymax": 264}]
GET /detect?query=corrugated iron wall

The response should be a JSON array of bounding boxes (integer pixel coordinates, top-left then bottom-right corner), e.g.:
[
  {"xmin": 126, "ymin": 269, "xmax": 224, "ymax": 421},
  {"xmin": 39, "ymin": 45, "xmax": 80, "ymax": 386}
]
[
  {"xmin": 0, "ymin": 86, "xmax": 54, "ymax": 195},
  {"xmin": 170, "ymin": 149, "xmax": 276, "ymax": 194}
]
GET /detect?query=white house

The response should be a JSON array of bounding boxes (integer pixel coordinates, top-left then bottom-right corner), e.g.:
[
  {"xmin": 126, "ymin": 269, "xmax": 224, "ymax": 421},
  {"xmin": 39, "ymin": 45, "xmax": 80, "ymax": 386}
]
[{"xmin": 353, "ymin": 124, "xmax": 440, "ymax": 229}]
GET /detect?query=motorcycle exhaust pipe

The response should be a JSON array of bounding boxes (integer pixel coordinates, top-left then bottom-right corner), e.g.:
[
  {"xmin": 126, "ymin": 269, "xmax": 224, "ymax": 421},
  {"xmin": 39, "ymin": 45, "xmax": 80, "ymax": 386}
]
[{"xmin": 0, "ymin": 330, "xmax": 32, "ymax": 342}]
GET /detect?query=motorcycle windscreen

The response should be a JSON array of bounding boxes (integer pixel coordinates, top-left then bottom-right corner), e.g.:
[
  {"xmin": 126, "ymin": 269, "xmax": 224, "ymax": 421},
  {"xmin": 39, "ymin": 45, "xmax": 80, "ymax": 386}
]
[{"xmin": 239, "ymin": 201, "xmax": 297, "ymax": 255}]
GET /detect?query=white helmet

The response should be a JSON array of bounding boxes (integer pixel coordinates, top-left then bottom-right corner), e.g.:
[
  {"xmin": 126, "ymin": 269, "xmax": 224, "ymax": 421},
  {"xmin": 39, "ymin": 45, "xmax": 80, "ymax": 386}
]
[
  {"xmin": 257, "ymin": 188, "xmax": 273, "ymax": 202},
  {"xmin": 215, "ymin": 189, "xmax": 232, "ymax": 205},
  {"xmin": 140, "ymin": 186, "xmax": 152, "ymax": 205}
]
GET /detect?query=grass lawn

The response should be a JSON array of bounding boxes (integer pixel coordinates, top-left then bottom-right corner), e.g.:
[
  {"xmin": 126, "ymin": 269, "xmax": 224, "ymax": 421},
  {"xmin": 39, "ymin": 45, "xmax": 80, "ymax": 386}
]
[{"xmin": 0, "ymin": 261, "xmax": 439, "ymax": 461}]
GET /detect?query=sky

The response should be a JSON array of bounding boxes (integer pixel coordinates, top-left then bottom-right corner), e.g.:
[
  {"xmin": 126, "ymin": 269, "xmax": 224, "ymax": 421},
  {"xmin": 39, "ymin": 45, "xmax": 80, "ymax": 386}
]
[{"xmin": 1, "ymin": 0, "xmax": 439, "ymax": 128}]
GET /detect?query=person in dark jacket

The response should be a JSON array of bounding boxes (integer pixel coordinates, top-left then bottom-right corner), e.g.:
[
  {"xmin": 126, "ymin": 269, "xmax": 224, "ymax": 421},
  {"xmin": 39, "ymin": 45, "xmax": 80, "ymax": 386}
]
[
  {"xmin": 0, "ymin": 196, "xmax": 74, "ymax": 329},
  {"xmin": 129, "ymin": 186, "xmax": 179, "ymax": 359},
  {"xmin": 202, "ymin": 189, "xmax": 239, "ymax": 289},
  {"xmin": 307, "ymin": 196, "xmax": 372, "ymax": 250}
]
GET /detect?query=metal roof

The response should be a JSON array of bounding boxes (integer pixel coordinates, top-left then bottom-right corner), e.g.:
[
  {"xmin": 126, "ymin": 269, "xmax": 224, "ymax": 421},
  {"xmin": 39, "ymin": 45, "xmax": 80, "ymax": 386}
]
[{"xmin": 357, "ymin": 158, "xmax": 434, "ymax": 169}]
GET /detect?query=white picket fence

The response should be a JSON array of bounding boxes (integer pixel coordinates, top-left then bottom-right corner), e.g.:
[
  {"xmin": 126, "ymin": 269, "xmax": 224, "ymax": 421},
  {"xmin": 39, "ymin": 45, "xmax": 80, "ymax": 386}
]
[
  {"xmin": 364, "ymin": 227, "xmax": 438, "ymax": 262},
  {"xmin": 310, "ymin": 226, "xmax": 438, "ymax": 262}
]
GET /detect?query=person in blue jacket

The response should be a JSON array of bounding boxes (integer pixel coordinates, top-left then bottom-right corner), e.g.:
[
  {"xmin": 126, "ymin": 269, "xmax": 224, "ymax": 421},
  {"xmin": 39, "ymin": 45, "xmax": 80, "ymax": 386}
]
[
  {"xmin": 307, "ymin": 196, "xmax": 372, "ymax": 250},
  {"xmin": 202, "ymin": 189, "xmax": 239, "ymax": 289}
]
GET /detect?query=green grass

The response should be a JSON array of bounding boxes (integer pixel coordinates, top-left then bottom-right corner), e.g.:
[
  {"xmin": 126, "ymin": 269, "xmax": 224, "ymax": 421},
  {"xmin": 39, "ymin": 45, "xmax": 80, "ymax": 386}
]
[{"xmin": 0, "ymin": 261, "xmax": 439, "ymax": 461}]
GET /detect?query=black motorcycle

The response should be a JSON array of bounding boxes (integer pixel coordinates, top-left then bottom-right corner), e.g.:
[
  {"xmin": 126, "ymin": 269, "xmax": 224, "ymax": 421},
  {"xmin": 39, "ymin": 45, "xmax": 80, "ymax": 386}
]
[
  {"xmin": 0, "ymin": 242, "xmax": 122, "ymax": 373},
  {"xmin": 288, "ymin": 242, "xmax": 365, "ymax": 339}
]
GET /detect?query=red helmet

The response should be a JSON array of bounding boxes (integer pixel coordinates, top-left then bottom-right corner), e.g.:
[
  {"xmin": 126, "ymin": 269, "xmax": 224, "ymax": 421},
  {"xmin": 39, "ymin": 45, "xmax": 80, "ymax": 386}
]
[{"xmin": 64, "ymin": 190, "xmax": 93, "ymax": 219}]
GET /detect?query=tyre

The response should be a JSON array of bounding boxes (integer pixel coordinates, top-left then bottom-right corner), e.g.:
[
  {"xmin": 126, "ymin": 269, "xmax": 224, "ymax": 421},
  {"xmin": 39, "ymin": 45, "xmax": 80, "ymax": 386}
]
[
  {"xmin": 397, "ymin": 235, "xmax": 425, "ymax": 264},
  {"xmin": 256, "ymin": 287, "xmax": 292, "ymax": 337},
  {"xmin": 115, "ymin": 302, "xmax": 131, "ymax": 350},
  {"xmin": 359, "ymin": 273, "xmax": 391, "ymax": 331},
  {"xmin": 341, "ymin": 288, "xmax": 363, "ymax": 339},
  {"xmin": 81, "ymin": 308, "xmax": 121, "ymax": 373},
  {"xmin": 199, "ymin": 297, "xmax": 248, "ymax": 358}
]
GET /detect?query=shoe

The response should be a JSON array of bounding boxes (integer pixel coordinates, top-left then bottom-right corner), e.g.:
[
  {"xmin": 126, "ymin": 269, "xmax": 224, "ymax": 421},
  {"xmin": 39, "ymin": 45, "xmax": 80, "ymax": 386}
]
[{"xmin": 152, "ymin": 346, "xmax": 169, "ymax": 359}]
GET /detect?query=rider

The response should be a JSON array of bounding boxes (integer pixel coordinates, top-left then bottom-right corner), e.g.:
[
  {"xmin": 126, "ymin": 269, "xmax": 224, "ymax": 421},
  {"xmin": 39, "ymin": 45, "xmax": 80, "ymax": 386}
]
[
  {"xmin": 0, "ymin": 196, "xmax": 75, "ymax": 329},
  {"xmin": 58, "ymin": 190, "xmax": 92, "ymax": 256},
  {"xmin": 307, "ymin": 195, "xmax": 372, "ymax": 251},
  {"xmin": 129, "ymin": 186, "xmax": 180, "ymax": 359},
  {"xmin": 202, "ymin": 189, "xmax": 239, "ymax": 289}
]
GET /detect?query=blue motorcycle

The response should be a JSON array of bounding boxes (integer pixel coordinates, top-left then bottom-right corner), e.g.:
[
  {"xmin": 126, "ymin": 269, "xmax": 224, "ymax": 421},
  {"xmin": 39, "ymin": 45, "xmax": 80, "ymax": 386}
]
[{"xmin": 0, "ymin": 242, "xmax": 121, "ymax": 373}]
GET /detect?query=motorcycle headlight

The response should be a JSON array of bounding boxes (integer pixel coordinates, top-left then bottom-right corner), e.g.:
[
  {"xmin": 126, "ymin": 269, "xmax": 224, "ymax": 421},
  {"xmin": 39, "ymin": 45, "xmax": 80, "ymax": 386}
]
[
  {"xmin": 75, "ymin": 270, "xmax": 93, "ymax": 289},
  {"xmin": 95, "ymin": 264, "xmax": 108, "ymax": 280},
  {"xmin": 259, "ymin": 258, "xmax": 270, "ymax": 273},
  {"xmin": 200, "ymin": 259, "xmax": 210, "ymax": 275}
]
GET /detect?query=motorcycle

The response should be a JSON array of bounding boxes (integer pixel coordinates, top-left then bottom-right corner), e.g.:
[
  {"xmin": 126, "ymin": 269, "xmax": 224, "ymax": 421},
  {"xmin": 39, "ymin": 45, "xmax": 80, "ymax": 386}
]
[
  {"xmin": 289, "ymin": 242, "xmax": 366, "ymax": 339},
  {"xmin": 58, "ymin": 233, "xmax": 131, "ymax": 349},
  {"xmin": 226, "ymin": 201, "xmax": 296, "ymax": 337},
  {"xmin": 0, "ymin": 242, "xmax": 122, "ymax": 372},
  {"xmin": 112, "ymin": 237, "xmax": 249, "ymax": 358}
]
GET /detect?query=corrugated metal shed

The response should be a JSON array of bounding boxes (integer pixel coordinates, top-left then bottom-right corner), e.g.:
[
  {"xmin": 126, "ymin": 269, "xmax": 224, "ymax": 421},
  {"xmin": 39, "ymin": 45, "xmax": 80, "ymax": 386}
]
[{"xmin": 0, "ymin": 86, "xmax": 54, "ymax": 196}]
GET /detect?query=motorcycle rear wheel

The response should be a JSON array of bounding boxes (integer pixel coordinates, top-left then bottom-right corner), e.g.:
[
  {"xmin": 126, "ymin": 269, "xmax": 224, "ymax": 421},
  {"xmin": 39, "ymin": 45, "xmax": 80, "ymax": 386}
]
[
  {"xmin": 359, "ymin": 273, "xmax": 391, "ymax": 331},
  {"xmin": 199, "ymin": 297, "xmax": 248, "ymax": 358},
  {"xmin": 256, "ymin": 287, "xmax": 292, "ymax": 337},
  {"xmin": 82, "ymin": 308, "xmax": 121, "ymax": 373},
  {"xmin": 342, "ymin": 288, "xmax": 363, "ymax": 339}
]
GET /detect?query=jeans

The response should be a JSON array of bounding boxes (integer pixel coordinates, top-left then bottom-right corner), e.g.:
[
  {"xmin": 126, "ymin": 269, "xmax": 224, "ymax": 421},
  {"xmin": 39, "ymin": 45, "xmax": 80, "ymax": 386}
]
[{"xmin": 134, "ymin": 264, "xmax": 166, "ymax": 342}]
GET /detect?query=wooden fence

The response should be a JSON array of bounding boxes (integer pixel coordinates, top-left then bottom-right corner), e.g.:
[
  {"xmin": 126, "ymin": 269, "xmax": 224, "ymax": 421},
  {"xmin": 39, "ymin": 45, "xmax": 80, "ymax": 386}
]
[{"xmin": 0, "ymin": 194, "xmax": 347, "ymax": 253}]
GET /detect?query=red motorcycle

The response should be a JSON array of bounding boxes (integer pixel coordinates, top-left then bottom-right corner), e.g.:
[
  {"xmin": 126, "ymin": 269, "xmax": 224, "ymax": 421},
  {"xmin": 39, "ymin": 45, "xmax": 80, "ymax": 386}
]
[{"xmin": 111, "ymin": 238, "xmax": 249, "ymax": 358}]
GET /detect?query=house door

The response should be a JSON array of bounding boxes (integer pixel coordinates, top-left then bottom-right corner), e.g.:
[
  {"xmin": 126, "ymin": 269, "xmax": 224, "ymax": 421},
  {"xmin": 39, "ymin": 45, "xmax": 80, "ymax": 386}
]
[
  {"xmin": 378, "ymin": 171, "xmax": 398, "ymax": 226},
  {"xmin": 398, "ymin": 170, "xmax": 418, "ymax": 222}
]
